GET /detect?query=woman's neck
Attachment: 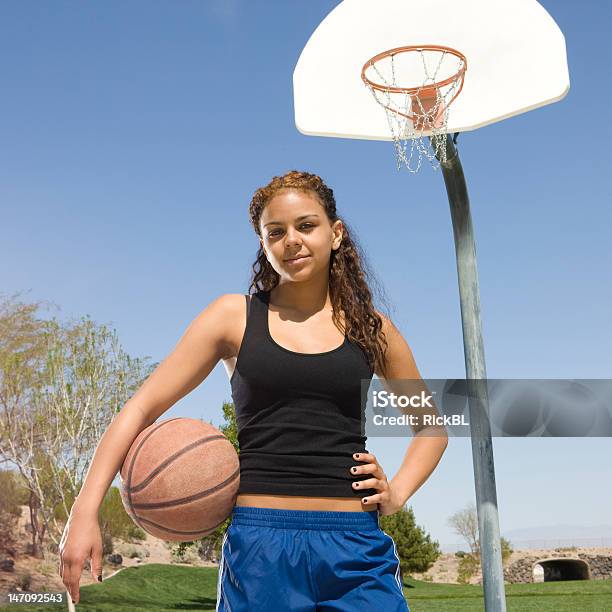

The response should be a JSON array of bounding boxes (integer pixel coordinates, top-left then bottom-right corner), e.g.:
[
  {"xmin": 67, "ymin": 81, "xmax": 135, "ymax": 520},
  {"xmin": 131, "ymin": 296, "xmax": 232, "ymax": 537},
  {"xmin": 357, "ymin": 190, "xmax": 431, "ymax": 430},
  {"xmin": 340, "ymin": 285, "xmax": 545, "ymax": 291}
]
[{"xmin": 270, "ymin": 280, "xmax": 333, "ymax": 315}]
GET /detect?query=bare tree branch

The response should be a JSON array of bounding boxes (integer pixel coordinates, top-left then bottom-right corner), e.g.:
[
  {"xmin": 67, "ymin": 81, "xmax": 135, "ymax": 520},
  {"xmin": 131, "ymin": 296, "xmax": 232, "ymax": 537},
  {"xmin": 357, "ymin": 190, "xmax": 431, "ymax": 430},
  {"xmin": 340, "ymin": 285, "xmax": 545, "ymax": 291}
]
[{"xmin": 448, "ymin": 502, "xmax": 480, "ymax": 555}]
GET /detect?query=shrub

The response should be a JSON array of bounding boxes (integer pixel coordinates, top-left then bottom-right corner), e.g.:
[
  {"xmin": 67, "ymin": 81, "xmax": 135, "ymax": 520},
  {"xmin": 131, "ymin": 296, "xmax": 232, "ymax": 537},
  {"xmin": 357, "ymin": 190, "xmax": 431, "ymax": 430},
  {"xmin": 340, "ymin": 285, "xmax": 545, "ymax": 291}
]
[
  {"xmin": 126, "ymin": 524, "xmax": 147, "ymax": 541},
  {"xmin": 102, "ymin": 532, "xmax": 114, "ymax": 556},
  {"xmin": 36, "ymin": 561, "xmax": 57, "ymax": 578},
  {"xmin": 501, "ymin": 537, "xmax": 513, "ymax": 564},
  {"xmin": 170, "ymin": 544, "xmax": 200, "ymax": 565},
  {"xmin": 16, "ymin": 572, "xmax": 32, "ymax": 591},
  {"xmin": 457, "ymin": 553, "xmax": 479, "ymax": 584},
  {"xmin": 117, "ymin": 544, "xmax": 143, "ymax": 559},
  {"xmin": 100, "ymin": 487, "xmax": 147, "ymax": 545}
]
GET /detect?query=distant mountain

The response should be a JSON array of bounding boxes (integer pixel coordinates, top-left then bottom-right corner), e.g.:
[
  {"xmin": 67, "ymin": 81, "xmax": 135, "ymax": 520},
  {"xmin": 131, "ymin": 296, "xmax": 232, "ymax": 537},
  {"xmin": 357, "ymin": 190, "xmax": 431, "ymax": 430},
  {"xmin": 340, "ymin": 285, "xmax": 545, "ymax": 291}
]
[
  {"xmin": 504, "ymin": 524, "xmax": 612, "ymax": 541},
  {"xmin": 441, "ymin": 524, "xmax": 612, "ymax": 552}
]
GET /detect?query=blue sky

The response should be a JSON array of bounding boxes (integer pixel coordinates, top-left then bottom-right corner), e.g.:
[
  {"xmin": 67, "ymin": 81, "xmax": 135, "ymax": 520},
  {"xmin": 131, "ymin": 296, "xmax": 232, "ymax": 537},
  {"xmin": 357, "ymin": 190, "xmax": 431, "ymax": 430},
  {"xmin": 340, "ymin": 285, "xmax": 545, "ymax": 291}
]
[{"xmin": 2, "ymin": 1, "xmax": 611, "ymax": 551}]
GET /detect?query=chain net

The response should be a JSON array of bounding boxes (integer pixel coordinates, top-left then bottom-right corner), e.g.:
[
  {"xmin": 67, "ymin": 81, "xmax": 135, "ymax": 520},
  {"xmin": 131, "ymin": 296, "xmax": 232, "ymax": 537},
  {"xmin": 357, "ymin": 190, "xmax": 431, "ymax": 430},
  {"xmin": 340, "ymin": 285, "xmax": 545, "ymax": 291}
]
[{"xmin": 363, "ymin": 47, "xmax": 466, "ymax": 172}]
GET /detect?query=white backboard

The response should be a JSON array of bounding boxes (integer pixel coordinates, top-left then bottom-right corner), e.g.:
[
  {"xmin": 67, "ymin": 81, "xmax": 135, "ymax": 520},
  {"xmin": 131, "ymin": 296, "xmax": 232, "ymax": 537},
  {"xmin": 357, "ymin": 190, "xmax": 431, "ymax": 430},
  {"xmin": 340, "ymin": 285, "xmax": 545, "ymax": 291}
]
[{"xmin": 293, "ymin": 0, "xmax": 570, "ymax": 141}]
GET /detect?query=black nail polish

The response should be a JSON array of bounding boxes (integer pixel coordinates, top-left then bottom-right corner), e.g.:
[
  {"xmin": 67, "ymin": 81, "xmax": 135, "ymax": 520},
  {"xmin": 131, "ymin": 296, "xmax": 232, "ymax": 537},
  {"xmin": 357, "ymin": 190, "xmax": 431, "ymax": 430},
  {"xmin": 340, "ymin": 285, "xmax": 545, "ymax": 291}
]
[{"xmin": 97, "ymin": 575, "xmax": 102, "ymax": 582}]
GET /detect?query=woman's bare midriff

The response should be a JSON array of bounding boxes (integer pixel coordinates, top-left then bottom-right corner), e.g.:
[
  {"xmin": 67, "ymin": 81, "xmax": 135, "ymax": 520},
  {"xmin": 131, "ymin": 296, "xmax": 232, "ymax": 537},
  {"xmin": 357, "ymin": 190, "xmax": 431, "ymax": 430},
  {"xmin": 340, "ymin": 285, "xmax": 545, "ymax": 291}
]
[{"xmin": 235, "ymin": 493, "xmax": 378, "ymax": 512}]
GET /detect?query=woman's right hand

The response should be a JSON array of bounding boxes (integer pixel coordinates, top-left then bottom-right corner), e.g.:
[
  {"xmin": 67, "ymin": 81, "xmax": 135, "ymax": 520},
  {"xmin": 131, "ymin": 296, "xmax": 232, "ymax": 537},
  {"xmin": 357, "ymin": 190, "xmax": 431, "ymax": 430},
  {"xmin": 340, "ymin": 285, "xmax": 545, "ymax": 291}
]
[{"xmin": 59, "ymin": 510, "xmax": 104, "ymax": 605}]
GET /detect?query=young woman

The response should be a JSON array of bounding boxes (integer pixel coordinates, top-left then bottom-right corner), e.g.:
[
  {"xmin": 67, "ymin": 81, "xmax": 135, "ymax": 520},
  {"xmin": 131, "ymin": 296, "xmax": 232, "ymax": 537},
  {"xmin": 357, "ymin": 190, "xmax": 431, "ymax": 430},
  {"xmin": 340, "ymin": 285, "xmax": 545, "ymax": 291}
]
[{"xmin": 59, "ymin": 170, "xmax": 448, "ymax": 610}]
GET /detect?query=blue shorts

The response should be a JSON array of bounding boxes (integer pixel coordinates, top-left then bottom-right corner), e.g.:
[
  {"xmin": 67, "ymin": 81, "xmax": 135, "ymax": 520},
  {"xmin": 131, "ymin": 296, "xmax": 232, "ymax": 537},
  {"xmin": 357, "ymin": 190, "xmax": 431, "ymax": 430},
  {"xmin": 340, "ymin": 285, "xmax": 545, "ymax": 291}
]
[{"xmin": 216, "ymin": 506, "xmax": 410, "ymax": 611}]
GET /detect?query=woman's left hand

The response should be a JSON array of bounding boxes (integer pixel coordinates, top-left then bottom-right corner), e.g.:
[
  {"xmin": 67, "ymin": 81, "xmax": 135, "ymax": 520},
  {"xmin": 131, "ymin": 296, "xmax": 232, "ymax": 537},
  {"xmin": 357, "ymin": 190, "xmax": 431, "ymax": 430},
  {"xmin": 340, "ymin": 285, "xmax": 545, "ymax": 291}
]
[{"xmin": 350, "ymin": 452, "xmax": 406, "ymax": 516}]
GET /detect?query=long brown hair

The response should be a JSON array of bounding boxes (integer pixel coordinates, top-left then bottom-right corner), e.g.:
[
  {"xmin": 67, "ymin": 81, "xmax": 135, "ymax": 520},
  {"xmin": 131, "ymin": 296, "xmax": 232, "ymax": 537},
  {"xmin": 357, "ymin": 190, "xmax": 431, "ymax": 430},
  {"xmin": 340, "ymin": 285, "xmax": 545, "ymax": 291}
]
[{"xmin": 247, "ymin": 170, "xmax": 393, "ymax": 378}]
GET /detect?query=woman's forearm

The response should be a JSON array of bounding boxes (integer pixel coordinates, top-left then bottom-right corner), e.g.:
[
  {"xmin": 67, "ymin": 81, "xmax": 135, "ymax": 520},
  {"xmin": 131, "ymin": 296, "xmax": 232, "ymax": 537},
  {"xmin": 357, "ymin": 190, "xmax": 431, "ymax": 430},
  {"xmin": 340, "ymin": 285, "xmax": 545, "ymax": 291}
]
[
  {"xmin": 389, "ymin": 431, "xmax": 448, "ymax": 505},
  {"xmin": 71, "ymin": 401, "xmax": 152, "ymax": 516}
]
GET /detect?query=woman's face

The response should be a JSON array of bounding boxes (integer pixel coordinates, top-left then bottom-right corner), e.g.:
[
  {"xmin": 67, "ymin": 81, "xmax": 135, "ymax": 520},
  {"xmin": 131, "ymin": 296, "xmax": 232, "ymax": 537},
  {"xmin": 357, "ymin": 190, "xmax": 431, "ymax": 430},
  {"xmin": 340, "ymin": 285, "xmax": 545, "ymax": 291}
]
[{"xmin": 259, "ymin": 189, "xmax": 342, "ymax": 280}]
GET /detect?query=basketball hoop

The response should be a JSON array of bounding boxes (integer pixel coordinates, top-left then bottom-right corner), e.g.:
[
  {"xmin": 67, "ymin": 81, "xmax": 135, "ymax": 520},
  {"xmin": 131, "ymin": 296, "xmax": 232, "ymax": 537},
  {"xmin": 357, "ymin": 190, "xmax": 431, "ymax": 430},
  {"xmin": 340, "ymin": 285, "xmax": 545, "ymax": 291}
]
[{"xmin": 361, "ymin": 45, "xmax": 467, "ymax": 172}]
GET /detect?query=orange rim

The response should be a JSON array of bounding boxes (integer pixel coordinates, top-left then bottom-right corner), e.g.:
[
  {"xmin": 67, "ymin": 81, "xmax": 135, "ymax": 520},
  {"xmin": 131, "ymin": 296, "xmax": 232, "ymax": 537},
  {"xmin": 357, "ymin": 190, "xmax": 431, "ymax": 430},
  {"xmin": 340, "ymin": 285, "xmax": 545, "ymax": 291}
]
[
  {"xmin": 361, "ymin": 44, "xmax": 467, "ymax": 95},
  {"xmin": 361, "ymin": 45, "xmax": 467, "ymax": 126}
]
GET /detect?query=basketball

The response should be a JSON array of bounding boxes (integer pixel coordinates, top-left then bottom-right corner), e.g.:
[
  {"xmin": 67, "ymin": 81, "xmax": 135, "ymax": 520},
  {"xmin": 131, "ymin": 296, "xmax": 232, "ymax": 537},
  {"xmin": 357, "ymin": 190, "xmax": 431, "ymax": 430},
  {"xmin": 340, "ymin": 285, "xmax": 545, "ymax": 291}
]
[{"xmin": 119, "ymin": 417, "xmax": 240, "ymax": 542}]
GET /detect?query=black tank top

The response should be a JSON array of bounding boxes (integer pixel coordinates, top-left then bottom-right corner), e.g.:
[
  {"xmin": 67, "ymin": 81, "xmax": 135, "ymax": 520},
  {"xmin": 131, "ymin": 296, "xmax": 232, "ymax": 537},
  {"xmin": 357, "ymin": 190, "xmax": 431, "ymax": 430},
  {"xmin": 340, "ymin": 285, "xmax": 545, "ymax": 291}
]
[{"xmin": 230, "ymin": 290, "xmax": 377, "ymax": 499}]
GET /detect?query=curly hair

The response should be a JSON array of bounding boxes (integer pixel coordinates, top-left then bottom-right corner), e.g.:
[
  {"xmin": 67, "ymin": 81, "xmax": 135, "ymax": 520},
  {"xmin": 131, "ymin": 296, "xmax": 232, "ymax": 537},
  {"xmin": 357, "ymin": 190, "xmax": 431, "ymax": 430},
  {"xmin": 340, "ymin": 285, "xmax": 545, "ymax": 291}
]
[{"xmin": 247, "ymin": 170, "xmax": 392, "ymax": 378}]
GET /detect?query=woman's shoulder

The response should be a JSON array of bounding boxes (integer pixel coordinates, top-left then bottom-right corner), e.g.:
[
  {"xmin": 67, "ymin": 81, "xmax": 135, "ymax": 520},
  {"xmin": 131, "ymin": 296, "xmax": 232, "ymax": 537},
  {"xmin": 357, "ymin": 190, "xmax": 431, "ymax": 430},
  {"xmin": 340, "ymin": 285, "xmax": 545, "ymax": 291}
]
[
  {"xmin": 211, "ymin": 293, "xmax": 252, "ymax": 318},
  {"xmin": 201, "ymin": 293, "xmax": 253, "ymax": 361},
  {"xmin": 374, "ymin": 308, "xmax": 408, "ymax": 354},
  {"xmin": 373, "ymin": 309, "xmax": 420, "ymax": 377},
  {"xmin": 374, "ymin": 309, "xmax": 397, "ymax": 336}
]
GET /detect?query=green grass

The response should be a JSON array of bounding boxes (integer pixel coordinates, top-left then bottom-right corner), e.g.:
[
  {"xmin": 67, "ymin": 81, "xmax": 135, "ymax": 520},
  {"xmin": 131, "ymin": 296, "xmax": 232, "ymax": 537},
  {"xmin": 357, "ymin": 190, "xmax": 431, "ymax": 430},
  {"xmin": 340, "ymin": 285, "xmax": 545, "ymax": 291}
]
[
  {"xmin": 402, "ymin": 575, "xmax": 612, "ymax": 611},
  {"xmin": 0, "ymin": 564, "xmax": 217, "ymax": 612},
  {"xmin": 1, "ymin": 564, "xmax": 611, "ymax": 611}
]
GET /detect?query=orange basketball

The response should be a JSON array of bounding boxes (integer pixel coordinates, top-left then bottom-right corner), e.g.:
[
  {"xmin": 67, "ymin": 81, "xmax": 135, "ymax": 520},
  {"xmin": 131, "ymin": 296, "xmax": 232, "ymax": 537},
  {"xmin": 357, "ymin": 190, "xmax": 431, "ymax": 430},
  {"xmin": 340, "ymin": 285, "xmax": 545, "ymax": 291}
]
[{"xmin": 119, "ymin": 417, "xmax": 240, "ymax": 542}]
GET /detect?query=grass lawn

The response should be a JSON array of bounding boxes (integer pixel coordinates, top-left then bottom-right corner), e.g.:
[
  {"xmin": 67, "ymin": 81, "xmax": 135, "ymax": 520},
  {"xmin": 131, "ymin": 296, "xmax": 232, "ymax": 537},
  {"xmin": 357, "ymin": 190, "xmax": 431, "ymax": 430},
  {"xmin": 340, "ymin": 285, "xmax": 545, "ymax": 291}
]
[
  {"xmin": 1, "ymin": 564, "xmax": 611, "ymax": 611},
  {"xmin": 403, "ymin": 575, "xmax": 612, "ymax": 611}
]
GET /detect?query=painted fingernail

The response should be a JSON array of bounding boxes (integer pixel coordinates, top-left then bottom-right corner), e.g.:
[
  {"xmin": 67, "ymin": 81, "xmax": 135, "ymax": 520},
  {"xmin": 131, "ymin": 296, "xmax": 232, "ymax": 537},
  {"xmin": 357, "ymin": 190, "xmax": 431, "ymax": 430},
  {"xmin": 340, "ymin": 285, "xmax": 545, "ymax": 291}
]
[
  {"xmin": 353, "ymin": 482, "xmax": 359, "ymax": 488},
  {"xmin": 354, "ymin": 453, "xmax": 360, "ymax": 458},
  {"xmin": 97, "ymin": 575, "xmax": 102, "ymax": 582},
  {"xmin": 351, "ymin": 467, "xmax": 357, "ymax": 473},
  {"xmin": 362, "ymin": 498, "xmax": 368, "ymax": 503}
]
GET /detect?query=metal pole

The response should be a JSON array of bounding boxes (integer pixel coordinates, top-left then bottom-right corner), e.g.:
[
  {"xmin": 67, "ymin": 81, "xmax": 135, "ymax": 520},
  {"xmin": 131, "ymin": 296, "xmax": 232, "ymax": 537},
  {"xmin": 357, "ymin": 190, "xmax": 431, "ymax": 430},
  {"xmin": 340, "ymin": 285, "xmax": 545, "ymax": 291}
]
[{"xmin": 431, "ymin": 134, "xmax": 507, "ymax": 611}]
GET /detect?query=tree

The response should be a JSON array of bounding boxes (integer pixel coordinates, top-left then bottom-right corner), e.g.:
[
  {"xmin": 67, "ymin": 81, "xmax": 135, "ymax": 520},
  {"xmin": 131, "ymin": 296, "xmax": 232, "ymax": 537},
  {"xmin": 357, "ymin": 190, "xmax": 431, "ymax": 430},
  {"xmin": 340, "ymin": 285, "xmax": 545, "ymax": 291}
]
[
  {"xmin": 217, "ymin": 401, "xmax": 239, "ymax": 454},
  {"xmin": 448, "ymin": 502, "xmax": 479, "ymax": 555},
  {"xmin": 207, "ymin": 401, "xmax": 239, "ymax": 559},
  {"xmin": 379, "ymin": 506, "xmax": 441, "ymax": 583},
  {"xmin": 0, "ymin": 293, "xmax": 156, "ymax": 552},
  {"xmin": 448, "ymin": 502, "xmax": 512, "ymax": 582}
]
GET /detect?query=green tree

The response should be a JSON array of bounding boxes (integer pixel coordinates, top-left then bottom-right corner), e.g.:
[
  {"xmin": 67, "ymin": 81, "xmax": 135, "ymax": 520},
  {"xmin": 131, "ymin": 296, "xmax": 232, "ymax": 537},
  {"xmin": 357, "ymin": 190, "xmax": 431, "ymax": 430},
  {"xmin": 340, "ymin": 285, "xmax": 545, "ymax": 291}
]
[
  {"xmin": 218, "ymin": 401, "xmax": 239, "ymax": 453},
  {"xmin": 379, "ymin": 506, "xmax": 441, "ymax": 583},
  {"xmin": 205, "ymin": 401, "xmax": 240, "ymax": 558}
]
